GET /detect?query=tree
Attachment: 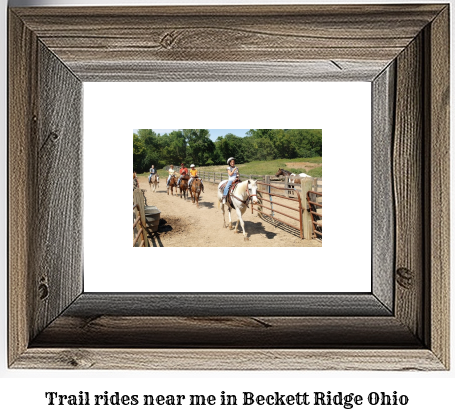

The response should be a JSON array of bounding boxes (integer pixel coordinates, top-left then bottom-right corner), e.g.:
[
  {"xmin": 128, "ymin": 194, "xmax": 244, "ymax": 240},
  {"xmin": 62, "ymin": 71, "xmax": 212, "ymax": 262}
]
[
  {"xmin": 184, "ymin": 129, "xmax": 215, "ymax": 166},
  {"xmin": 287, "ymin": 129, "xmax": 322, "ymax": 158},
  {"xmin": 244, "ymin": 129, "xmax": 277, "ymax": 160},
  {"xmin": 215, "ymin": 133, "xmax": 247, "ymax": 164},
  {"xmin": 133, "ymin": 133, "xmax": 147, "ymax": 172},
  {"xmin": 159, "ymin": 130, "xmax": 187, "ymax": 166}
]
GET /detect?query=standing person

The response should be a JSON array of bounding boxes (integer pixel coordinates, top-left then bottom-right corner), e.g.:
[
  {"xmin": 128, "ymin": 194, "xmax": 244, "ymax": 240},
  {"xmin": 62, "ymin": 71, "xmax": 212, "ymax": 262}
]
[
  {"xmin": 166, "ymin": 164, "xmax": 175, "ymax": 188},
  {"xmin": 221, "ymin": 157, "xmax": 239, "ymax": 204},
  {"xmin": 148, "ymin": 164, "xmax": 156, "ymax": 183},
  {"xmin": 177, "ymin": 163, "xmax": 188, "ymax": 187},
  {"xmin": 188, "ymin": 164, "xmax": 204, "ymax": 192},
  {"xmin": 133, "ymin": 171, "xmax": 139, "ymax": 189}
]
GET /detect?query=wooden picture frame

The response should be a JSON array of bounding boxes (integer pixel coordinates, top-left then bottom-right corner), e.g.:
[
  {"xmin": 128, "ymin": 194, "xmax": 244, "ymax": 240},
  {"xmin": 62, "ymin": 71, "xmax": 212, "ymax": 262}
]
[{"xmin": 9, "ymin": 4, "xmax": 449, "ymax": 370}]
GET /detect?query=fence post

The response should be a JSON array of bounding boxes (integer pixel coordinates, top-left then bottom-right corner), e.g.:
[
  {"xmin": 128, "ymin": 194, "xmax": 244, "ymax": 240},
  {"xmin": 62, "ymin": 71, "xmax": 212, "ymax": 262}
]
[
  {"xmin": 265, "ymin": 175, "xmax": 274, "ymax": 219},
  {"xmin": 284, "ymin": 176, "xmax": 290, "ymax": 198},
  {"xmin": 301, "ymin": 177, "xmax": 313, "ymax": 239},
  {"xmin": 133, "ymin": 188, "xmax": 149, "ymax": 247}
]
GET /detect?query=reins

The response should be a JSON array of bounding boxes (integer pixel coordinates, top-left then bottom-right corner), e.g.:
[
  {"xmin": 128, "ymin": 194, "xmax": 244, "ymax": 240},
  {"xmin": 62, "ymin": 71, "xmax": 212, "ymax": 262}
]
[{"xmin": 230, "ymin": 184, "xmax": 257, "ymax": 207}]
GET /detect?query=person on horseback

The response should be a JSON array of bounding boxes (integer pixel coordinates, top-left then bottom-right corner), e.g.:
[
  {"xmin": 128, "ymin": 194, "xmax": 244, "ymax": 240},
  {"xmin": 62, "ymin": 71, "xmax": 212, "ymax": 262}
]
[
  {"xmin": 166, "ymin": 164, "xmax": 176, "ymax": 188},
  {"xmin": 188, "ymin": 164, "xmax": 204, "ymax": 192},
  {"xmin": 177, "ymin": 162, "xmax": 188, "ymax": 187},
  {"xmin": 148, "ymin": 164, "xmax": 156, "ymax": 183},
  {"xmin": 221, "ymin": 157, "xmax": 239, "ymax": 204}
]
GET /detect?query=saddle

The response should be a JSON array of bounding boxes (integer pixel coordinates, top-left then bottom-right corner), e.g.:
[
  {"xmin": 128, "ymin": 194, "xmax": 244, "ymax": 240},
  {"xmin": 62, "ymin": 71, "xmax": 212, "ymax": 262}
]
[{"xmin": 220, "ymin": 178, "xmax": 241, "ymax": 208}]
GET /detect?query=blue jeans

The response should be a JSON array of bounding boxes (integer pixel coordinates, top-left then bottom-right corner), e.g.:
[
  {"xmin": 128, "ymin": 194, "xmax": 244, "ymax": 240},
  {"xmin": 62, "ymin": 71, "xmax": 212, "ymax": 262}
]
[{"xmin": 223, "ymin": 179, "xmax": 235, "ymax": 197}]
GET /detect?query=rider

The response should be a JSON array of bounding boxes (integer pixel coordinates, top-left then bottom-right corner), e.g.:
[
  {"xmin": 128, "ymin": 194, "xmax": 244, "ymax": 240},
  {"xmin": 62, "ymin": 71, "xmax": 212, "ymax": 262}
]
[
  {"xmin": 177, "ymin": 162, "xmax": 188, "ymax": 187},
  {"xmin": 148, "ymin": 164, "xmax": 156, "ymax": 183},
  {"xmin": 221, "ymin": 157, "xmax": 239, "ymax": 204},
  {"xmin": 188, "ymin": 164, "xmax": 204, "ymax": 192},
  {"xmin": 166, "ymin": 164, "xmax": 176, "ymax": 188}
]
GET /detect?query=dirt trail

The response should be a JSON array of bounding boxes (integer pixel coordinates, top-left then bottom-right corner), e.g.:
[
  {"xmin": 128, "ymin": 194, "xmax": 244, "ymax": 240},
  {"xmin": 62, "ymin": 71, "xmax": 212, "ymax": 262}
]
[{"xmin": 138, "ymin": 177, "xmax": 321, "ymax": 247}]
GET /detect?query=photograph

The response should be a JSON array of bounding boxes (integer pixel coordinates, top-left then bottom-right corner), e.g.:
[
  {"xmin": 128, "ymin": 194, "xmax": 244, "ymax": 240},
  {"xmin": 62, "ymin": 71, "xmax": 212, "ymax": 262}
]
[
  {"xmin": 5, "ymin": 0, "xmax": 449, "ymax": 378},
  {"xmin": 133, "ymin": 129, "xmax": 322, "ymax": 247}
]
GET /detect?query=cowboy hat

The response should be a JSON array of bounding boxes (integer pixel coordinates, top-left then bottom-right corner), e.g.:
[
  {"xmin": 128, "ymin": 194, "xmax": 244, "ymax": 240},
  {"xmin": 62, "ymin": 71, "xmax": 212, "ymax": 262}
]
[
  {"xmin": 227, "ymin": 157, "xmax": 235, "ymax": 164},
  {"xmin": 190, "ymin": 164, "xmax": 195, "ymax": 168}
]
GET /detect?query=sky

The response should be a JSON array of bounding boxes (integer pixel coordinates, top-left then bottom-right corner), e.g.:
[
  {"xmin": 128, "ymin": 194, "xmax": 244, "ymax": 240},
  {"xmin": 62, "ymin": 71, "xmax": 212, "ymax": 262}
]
[{"xmin": 133, "ymin": 129, "xmax": 250, "ymax": 140}]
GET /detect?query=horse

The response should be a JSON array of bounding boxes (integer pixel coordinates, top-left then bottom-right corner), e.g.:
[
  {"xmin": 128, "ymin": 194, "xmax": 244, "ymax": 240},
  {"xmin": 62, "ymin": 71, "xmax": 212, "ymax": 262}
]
[
  {"xmin": 189, "ymin": 177, "xmax": 202, "ymax": 207},
  {"xmin": 167, "ymin": 175, "xmax": 178, "ymax": 196},
  {"xmin": 275, "ymin": 167, "xmax": 311, "ymax": 187},
  {"xmin": 178, "ymin": 174, "xmax": 189, "ymax": 199},
  {"xmin": 217, "ymin": 180, "xmax": 258, "ymax": 241},
  {"xmin": 149, "ymin": 174, "xmax": 159, "ymax": 192}
]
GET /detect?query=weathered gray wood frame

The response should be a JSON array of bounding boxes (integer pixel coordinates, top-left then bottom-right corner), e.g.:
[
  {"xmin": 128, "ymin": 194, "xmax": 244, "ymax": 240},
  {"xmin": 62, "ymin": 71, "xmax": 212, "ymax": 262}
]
[{"xmin": 8, "ymin": 5, "xmax": 449, "ymax": 370}]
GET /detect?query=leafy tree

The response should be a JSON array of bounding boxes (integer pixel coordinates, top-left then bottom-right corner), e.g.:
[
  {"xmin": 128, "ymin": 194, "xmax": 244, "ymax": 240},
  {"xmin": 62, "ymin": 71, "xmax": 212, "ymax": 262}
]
[
  {"xmin": 215, "ymin": 133, "xmax": 246, "ymax": 164},
  {"xmin": 133, "ymin": 128, "xmax": 322, "ymax": 172},
  {"xmin": 133, "ymin": 133, "xmax": 147, "ymax": 172},
  {"xmin": 184, "ymin": 129, "xmax": 215, "ymax": 166}
]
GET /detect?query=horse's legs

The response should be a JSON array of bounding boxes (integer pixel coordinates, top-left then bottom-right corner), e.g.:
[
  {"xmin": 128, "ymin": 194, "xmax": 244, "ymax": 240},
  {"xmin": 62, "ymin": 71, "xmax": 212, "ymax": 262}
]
[
  {"xmin": 220, "ymin": 200, "xmax": 226, "ymax": 228},
  {"xmin": 234, "ymin": 216, "xmax": 240, "ymax": 233},
  {"xmin": 236, "ymin": 208, "xmax": 248, "ymax": 240},
  {"xmin": 228, "ymin": 207, "xmax": 233, "ymax": 230}
]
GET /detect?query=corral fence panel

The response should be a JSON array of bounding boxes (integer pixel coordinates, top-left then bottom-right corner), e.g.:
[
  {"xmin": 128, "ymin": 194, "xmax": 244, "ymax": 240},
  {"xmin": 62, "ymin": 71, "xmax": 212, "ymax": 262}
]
[
  {"xmin": 307, "ymin": 190, "xmax": 322, "ymax": 239},
  {"xmin": 197, "ymin": 171, "xmax": 322, "ymax": 240},
  {"xmin": 254, "ymin": 176, "xmax": 304, "ymax": 239},
  {"xmin": 199, "ymin": 170, "xmax": 267, "ymax": 184},
  {"xmin": 133, "ymin": 188, "xmax": 149, "ymax": 247}
]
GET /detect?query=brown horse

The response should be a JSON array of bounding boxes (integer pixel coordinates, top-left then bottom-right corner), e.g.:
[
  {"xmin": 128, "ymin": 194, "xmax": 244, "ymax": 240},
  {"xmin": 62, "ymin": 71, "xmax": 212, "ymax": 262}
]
[
  {"xmin": 189, "ymin": 177, "xmax": 202, "ymax": 207},
  {"xmin": 275, "ymin": 167, "xmax": 302, "ymax": 185},
  {"xmin": 179, "ymin": 174, "xmax": 189, "ymax": 199},
  {"xmin": 167, "ymin": 175, "xmax": 178, "ymax": 196},
  {"xmin": 275, "ymin": 168, "xmax": 293, "ymax": 178}
]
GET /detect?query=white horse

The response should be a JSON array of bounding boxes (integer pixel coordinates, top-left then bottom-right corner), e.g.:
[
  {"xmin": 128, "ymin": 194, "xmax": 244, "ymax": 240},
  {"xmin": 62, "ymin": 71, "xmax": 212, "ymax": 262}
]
[
  {"xmin": 289, "ymin": 172, "xmax": 311, "ymax": 184},
  {"xmin": 149, "ymin": 174, "xmax": 159, "ymax": 192},
  {"xmin": 217, "ymin": 180, "xmax": 258, "ymax": 241}
]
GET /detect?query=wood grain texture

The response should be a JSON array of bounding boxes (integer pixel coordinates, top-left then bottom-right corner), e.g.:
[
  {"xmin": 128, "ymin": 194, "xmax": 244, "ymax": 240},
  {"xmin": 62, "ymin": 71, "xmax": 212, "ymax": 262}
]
[
  {"xmin": 61, "ymin": 293, "xmax": 391, "ymax": 317},
  {"xmin": 32, "ymin": 42, "xmax": 83, "ymax": 339},
  {"xmin": 393, "ymin": 34, "xmax": 424, "ymax": 341},
  {"xmin": 11, "ymin": 5, "xmax": 444, "ymax": 81},
  {"xmin": 13, "ymin": 349, "xmax": 445, "ymax": 371},
  {"xmin": 372, "ymin": 63, "xmax": 395, "ymax": 312},
  {"xmin": 8, "ymin": 11, "xmax": 39, "ymax": 366},
  {"xmin": 31, "ymin": 315, "xmax": 420, "ymax": 348},
  {"xmin": 425, "ymin": 6, "xmax": 450, "ymax": 368},
  {"xmin": 8, "ymin": 4, "xmax": 450, "ymax": 370},
  {"xmin": 70, "ymin": 60, "xmax": 389, "ymax": 82}
]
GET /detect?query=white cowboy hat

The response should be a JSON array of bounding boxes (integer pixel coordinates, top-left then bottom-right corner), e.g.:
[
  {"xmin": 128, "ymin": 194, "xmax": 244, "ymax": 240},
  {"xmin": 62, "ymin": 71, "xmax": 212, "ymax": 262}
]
[
  {"xmin": 190, "ymin": 164, "xmax": 195, "ymax": 167},
  {"xmin": 227, "ymin": 157, "xmax": 235, "ymax": 164}
]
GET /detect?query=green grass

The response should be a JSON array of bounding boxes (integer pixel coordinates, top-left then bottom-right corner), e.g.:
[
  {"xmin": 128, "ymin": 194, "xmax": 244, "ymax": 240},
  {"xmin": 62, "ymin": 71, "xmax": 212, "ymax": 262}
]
[
  {"xmin": 138, "ymin": 157, "xmax": 322, "ymax": 178},
  {"xmin": 199, "ymin": 157, "xmax": 322, "ymax": 177},
  {"xmin": 308, "ymin": 166, "xmax": 322, "ymax": 177}
]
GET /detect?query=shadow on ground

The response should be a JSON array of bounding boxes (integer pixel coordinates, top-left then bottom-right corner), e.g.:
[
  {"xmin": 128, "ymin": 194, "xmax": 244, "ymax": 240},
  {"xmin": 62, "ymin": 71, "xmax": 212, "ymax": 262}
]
[
  {"xmin": 198, "ymin": 201, "xmax": 215, "ymax": 209},
  {"xmin": 224, "ymin": 220, "xmax": 277, "ymax": 239}
]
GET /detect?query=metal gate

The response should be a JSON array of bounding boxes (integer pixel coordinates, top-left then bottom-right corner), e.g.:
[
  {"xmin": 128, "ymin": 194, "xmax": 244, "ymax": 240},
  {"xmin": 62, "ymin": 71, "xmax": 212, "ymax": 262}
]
[
  {"xmin": 252, "ymin": 181, "xmax": 304, "ymax": 239},
  {"xmin": 307, "ymin": 190, "xmax": 322, "ymax": 239}
]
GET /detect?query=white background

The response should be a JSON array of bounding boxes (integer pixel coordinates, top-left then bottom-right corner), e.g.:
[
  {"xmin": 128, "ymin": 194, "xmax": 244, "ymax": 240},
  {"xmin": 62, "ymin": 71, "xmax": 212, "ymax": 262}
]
[
  {"xmin": 84, "ymin": 82, "xmax": 371, "ymax": 293},
  {"xmin": 1, "ymin": 1, "xmax": 454, "ymax": 414}
]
